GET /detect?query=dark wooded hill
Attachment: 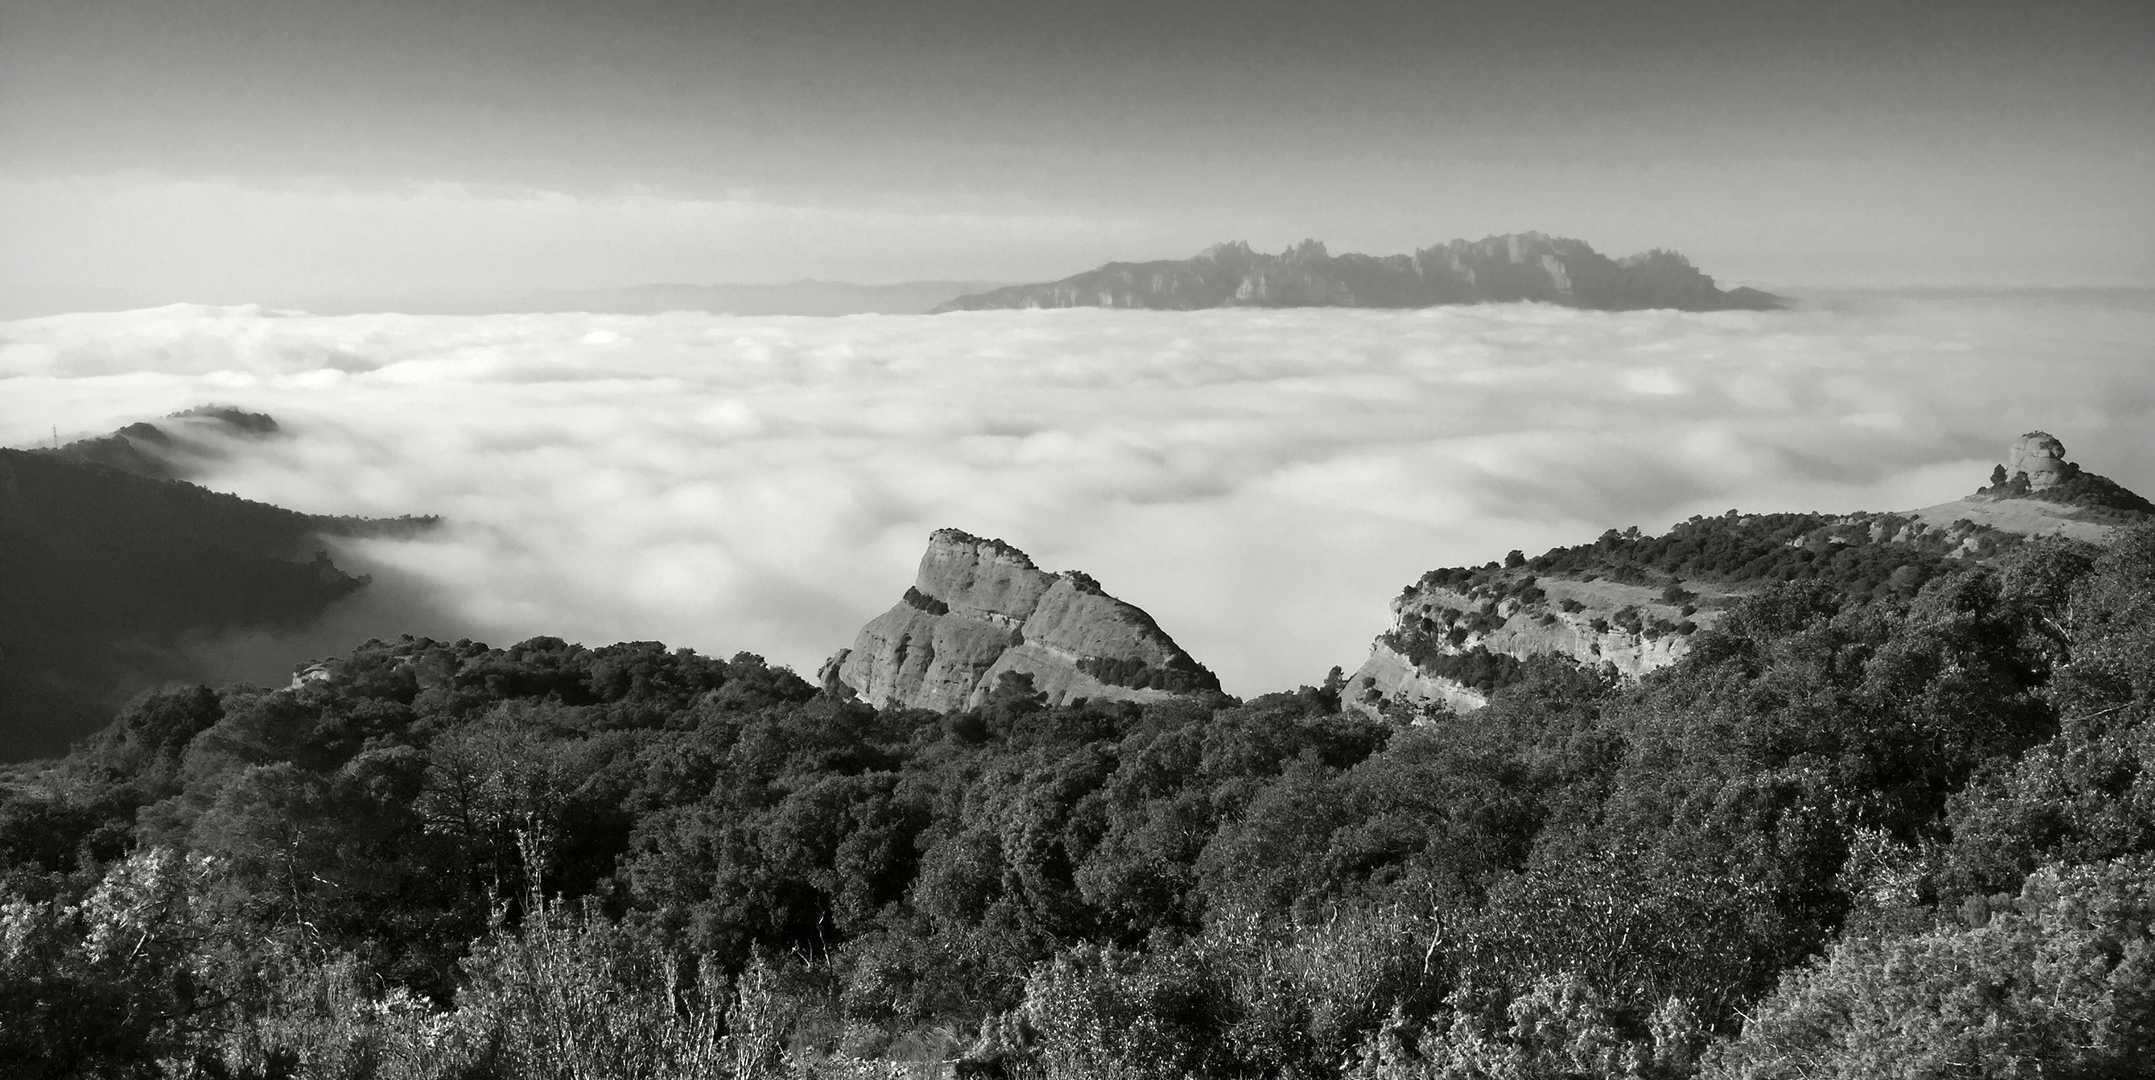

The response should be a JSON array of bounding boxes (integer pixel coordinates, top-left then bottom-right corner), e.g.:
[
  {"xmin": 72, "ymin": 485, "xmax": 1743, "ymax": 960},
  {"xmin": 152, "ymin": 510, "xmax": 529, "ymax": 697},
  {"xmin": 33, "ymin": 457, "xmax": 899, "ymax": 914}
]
[{"xmin": 0, "ymin": 446, "xmax": 429, "ymax": 759}]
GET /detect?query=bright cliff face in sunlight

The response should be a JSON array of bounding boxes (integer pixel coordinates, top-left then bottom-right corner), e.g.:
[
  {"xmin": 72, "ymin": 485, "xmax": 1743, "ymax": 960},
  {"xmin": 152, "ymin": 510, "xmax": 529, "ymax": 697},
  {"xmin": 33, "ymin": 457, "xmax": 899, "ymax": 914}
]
[{"xmin": 4, "ymin": 293, "xmax": 2153, "ymax": 693}]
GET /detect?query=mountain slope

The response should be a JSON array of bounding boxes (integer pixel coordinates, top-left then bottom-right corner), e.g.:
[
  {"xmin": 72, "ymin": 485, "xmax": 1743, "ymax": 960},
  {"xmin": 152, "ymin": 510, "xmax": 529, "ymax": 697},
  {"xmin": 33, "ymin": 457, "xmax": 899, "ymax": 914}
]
[
  {"xmin": 823, "ymin": 528, "xmax": 1219, "ymax": 710},
  {"xmin": 0, "ymin": 425, "xmax": 434, "ymax": 760},
  {"xmin": 934, "ymin": 234, "xmax": 1782, "ymax": 313}
]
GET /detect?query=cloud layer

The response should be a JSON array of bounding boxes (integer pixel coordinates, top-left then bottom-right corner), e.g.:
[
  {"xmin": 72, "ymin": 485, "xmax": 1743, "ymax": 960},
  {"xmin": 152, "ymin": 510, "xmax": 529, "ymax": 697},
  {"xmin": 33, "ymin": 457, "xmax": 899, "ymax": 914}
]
[{"xmin": 5, "ymin": 293, "xmax": 2153, "ymax": 695}]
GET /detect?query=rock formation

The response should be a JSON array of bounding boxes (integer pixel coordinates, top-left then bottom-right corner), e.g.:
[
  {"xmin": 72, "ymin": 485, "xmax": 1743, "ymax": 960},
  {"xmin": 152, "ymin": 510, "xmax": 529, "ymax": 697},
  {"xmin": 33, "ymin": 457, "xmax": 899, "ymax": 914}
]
[
  {"xmin": 1967, "ymin": 431, "xmax": 2153, "ymax": 517},
  {"xmin": 824, "ymin": 529, "xmax": 1219, "ymax": 711},
  {"xmin": 932, "ymin": 233, "xmax": 1783, "ymax": 314},
  {"xmin": 1344, "ymin": 437, "xmax": 2155, "ymax": 722},
  {"xmin": 1345, "ymin": 572, "xmax": 1723, "ymax": 721},
  {"xmin": 2006, "ymin": 431, "xmax": 2076, "ymax": 490}
]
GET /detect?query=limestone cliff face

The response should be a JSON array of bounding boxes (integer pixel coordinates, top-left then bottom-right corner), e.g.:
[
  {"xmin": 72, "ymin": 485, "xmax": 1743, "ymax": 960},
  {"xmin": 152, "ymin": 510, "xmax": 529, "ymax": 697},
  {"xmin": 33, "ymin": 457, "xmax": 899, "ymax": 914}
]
[
  {"xmin": 932, "ymin": 233, "xmax": 1783, "ymax": 314},
  {"xmin": 825, "ymin": 529, "xmax": 1219, "ymax": 711},
  {"xmin": 1348, "ymin": 640, "xmax": 1493, "ymax": 716},
  {"xmin": 1345, "ymin": 577, "xmax": 1721, "ymax": 721}
]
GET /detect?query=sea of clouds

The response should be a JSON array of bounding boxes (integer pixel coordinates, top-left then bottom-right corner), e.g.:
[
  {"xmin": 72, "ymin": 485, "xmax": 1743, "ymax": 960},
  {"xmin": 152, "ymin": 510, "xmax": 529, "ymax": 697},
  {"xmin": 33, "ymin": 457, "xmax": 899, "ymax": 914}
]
[{"xmin": 4, "ymin": 293, "xmax": 2153, "ymax": 696}]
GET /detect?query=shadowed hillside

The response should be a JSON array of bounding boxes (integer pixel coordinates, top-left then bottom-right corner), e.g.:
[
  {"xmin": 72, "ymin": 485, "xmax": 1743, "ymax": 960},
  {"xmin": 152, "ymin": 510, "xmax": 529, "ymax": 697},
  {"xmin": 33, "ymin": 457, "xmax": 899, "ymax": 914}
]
[{"xmin": 0, "ymin": 446, "xmax": 431, "ymax": 759}]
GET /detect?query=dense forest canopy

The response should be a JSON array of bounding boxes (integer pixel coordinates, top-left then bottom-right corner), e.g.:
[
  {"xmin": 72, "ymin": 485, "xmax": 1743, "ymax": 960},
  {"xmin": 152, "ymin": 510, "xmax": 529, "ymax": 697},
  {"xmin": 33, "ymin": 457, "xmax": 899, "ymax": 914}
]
[{"xmin": 5, "ymin": 524, "xmax": 2153, "ymax": 1078}]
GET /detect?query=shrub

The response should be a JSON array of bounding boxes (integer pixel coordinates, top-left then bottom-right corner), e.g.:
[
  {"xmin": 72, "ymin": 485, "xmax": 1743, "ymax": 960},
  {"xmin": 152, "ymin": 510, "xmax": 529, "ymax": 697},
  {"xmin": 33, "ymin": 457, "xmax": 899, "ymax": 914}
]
[
  {"xmin": 1702, "ymin": 856, "xmax": 2155, "ymax": 1079},
  {"xmin": 1076, "ymin": 655, "xmax": 1222, "ymax": 694},
  {"xmin": 901, "ymin": 587, "xmax": 950, "ymax": 617},
  {"xmin": 430, "ymin": 898, "xmax": 732, "ymax": 1080},
  {"xmin": 1346, "ymin": 975, "xmax": 1705, "ymax": 1080},
  {"xmin": 1021, "ymin": 944, "xmax": 1215, "ymax": 1080},
  {"xmin": 1204, "ymin": 907, "xmax": 1447, "ymax": 1078}
]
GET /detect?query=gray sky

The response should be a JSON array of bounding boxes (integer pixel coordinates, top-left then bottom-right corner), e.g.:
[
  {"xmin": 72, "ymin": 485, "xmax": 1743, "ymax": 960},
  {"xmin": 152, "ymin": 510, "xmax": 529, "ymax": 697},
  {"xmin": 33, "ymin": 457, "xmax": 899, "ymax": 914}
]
[{"xmin": 4, "ymin": 0, "xmax": 2152, "ymax": 314}]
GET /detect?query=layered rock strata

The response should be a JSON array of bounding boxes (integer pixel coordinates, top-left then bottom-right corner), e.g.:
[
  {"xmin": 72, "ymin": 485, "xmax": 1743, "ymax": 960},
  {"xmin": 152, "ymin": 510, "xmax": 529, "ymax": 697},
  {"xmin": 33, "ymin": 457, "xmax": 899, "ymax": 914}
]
[
  {"xmin": 824, "ymin": 529, "xmax": 1219, "ymax": 711},
  {"xmin": 1347, "ymin": 574, "xmax": 1731, "ymax": 720}
]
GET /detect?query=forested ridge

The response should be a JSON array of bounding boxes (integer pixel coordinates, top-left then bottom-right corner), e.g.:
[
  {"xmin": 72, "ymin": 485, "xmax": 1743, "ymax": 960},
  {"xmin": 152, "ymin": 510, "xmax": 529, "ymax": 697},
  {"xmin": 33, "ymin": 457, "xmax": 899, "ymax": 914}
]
[
  {"xmin": 0, "ymin": 447, "xmax": 436, "ymax": 761},
  {"xmin": 5, "ymin": 527, "xmax": 2154, "ymax": 1078},
  {"xmin": 1363, "ymin": 473, "xmax": 2155, "ymax": 715}
]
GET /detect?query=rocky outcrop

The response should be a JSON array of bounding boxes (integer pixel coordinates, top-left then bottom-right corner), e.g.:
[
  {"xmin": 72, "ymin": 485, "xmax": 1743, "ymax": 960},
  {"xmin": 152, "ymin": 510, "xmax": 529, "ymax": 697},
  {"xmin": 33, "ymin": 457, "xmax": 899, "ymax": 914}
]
[
  {"xmin": 1971, "ymin": 432, "xmax": 2154, "ymax": 517},
  {"xmin": 932, "ymin": 233, "xmax": 1784, "ymax": 314},
  {"xmin": 824, "ymin": 529, "xmax": 1220, "ymax": 711},
  {"xmin": 1345, "ymin": 437, "xmax": 2155, "ymax": 722},
  {"xmin": 2006, "ymin": 432, "xmax": 2075, "ymax": 491},
  {"xmin": 1349, "ymin": 640, "xmax": 1496, "ymax": 716},
  {"xmin": 1345, "ymin": 574, "xmax": 1724, "ymax": 721}
]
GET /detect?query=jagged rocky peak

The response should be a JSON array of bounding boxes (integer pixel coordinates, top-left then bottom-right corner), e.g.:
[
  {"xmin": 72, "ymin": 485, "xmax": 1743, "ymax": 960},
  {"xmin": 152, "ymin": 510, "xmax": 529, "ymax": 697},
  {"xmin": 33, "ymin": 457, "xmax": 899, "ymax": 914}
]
[
  {"xmin": 1280, "ymin": 238, "xmax": 1330, "ymax": 264},
  {"xmin": 824, "ymin": 529, "xmax": 1220, "ymax": 712},
  {"xmin": 1199, "ymin": 240, "xmax": 1258, "ymax": 264},
  {"xmin": 912, "ymin": 528, "xmax": 1053, "ymax": 621}
]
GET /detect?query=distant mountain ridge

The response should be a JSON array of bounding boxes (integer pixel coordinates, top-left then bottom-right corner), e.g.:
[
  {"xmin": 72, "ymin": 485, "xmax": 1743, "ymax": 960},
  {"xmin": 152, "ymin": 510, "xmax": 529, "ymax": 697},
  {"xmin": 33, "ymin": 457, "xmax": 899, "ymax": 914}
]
[
  {"xmin": 501, "ymin": 279, "xmax": 1008, "ymax": 317},
  {"xmin": 45, "ymin": 405, "xmax": 284, "ymax": 482},
  {"xmin": 933, "ymin": 233, "xmax": 1782, "ymax": 313}
]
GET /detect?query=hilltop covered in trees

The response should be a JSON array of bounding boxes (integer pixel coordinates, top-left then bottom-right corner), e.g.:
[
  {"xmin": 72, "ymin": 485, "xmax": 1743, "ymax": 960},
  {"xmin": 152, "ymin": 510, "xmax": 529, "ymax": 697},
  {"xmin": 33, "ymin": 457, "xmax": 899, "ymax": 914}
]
[
  {"xmin": 6, "ymin": 524, "xmax": 2154, "ymax": 1078},
  {"xmin": 1351, "ymin": 438, "xmax": 2155, "ymax": 721}
]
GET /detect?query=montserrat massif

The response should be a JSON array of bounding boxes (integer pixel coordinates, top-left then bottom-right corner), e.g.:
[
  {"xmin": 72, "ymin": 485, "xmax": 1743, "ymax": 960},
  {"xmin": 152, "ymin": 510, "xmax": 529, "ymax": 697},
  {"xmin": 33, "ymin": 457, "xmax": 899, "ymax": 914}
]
[
  {"xmin": 932, "ymin": 232, "xmax": 1783, "ymax": 313},
  {"xmin": 1345, "ymin": 431, "xmax": 2155, "ymax": 720},
  {"xmin": 822, "ymin": 528, "xmax": 1219, "ymax": 711}
]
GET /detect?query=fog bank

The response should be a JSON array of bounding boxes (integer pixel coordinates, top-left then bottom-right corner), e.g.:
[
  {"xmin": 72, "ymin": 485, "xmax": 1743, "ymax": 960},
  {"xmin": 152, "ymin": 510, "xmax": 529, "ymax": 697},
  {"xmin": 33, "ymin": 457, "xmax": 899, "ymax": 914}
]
[{"xmin": 5, "ymin": 293, "xmax": 2151, "ymax": 695}]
